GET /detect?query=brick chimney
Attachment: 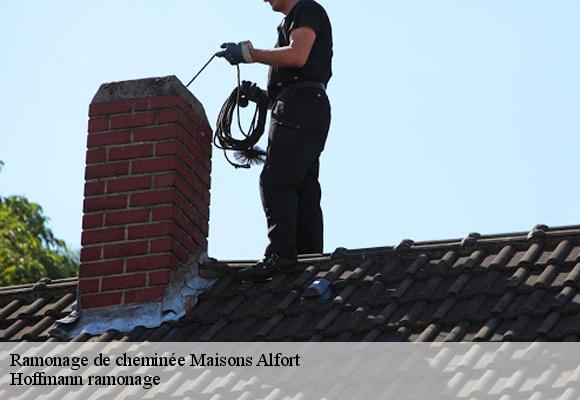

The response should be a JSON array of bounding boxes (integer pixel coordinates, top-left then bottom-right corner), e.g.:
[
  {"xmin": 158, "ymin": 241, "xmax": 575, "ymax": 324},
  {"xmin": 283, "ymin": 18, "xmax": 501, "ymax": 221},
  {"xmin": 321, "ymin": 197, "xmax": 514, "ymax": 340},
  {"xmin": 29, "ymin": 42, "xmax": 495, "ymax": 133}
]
[{"xmin": 79, "ymin": 76, "xmax": 212, "ymax": 311}]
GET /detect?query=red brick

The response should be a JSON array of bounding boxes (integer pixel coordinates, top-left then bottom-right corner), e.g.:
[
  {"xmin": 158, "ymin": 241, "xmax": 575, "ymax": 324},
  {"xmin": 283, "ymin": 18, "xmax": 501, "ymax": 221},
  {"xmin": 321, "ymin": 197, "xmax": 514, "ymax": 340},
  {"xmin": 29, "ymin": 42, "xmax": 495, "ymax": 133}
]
[
  {"xmin": 174, "ymin": 175, "xmax": 196, "ymax": 203},
  {"xmin": 126, "ymin": 254, "xmax": 178, "ymax": 272},
  {"xmin": 88, "ymin": 117, "xmax": 109, "ymax": 132},
  {"xmin": 186, "ymin": 210, "xmax": 208, "ymax": 237},
  {"xmin": 134, "ymin": 96, "xmax": 185, "ymax": 111},
  {"xmin": 198, "ymin": 216, "xmax": 209, "ymax": 237},
  {"xmin": 181, "ymin": 204, "xmax": 203, "ymax": 230},
  {"xmin": 148, "ymin": 270, "xmax": 171, "ymax": 286},
  {"xmin": 81, "ymin": 227, "xmax": 125, "ymax": 245},
  {"xmin": 185, "ymin": 174, "xmax": 210, "ymax": 205},
  {"xmin": 156, "ymin": 109, "xmax": 185, "ymax": 125},
  {"xmin": 85, "ymin": 162, "xmax": 129, "ymax": 179},
  {"xmin": 131, "ymin": 157, "xmax": 178, "ymax": 174},
  {"xmin": 82, "ymin": 213, "xmax": 104, "ymax": 229},
  {"xmin": 194, "ymin": 181, "xmax": 210, "ymax": 208},
  {"xmin": 84, "ymin": 181, "xmax": 105, "ymax": 196},
  {"xmin": 83, "ymin": 194, "xmax": 127, "ymax": 212},
  {"xmin": 180, "ymin": 232, "xmax": 197, "ymax": 255},
  {"xmin": 86, "ymin": 148, "xmax": 106, "ymax": 164},
  {"xmin": 198, "ymin": 237, "xmax": 208, "ymax": 251},
  {"xmin": 174, "ymin": 209, "xmax": 192, "ymax": 232},
  {"xmin": 192, "ymin": 227, "xmax": 208, "ymax": 250},
  {"xmin": 105, "ymin": 209, "xmax": 149, "ymax": 226},
  {"xmin": 134, "ymin": 125, "xmax": 185, "ymax": 142},
  {"xmin": 196, "ymin": 157, "xmax": 212, "ymax": 176},
  {"xmin": 109, "ymin": 144, "xmax": 154, "ymax": 161},
  {"xmin": 80, "ymin": 246, "xmax": 102, "ymax": 262},
  {"xmin": 78, "ymin": 278, "xmax": 100, "ymax": 293},
  {"xmin": 130, "ymin": 189, "xmax": 174, "ymax": 207},
  {"xmin": 171, "ymin": 189, "xmax": 192, "ymax": 213},
  {"xmin": 186, "ymin": 139, "xmax": 211, "ymax": 172},
  {"xmin": 82, "ymin": 292, "xmax": 122, "ymax": 309},
  {"xmin": 160, "ymin": 146, "xmax": 194, "ymax": 173},
  {"xmin": 150, "ymin": 238, "xmax": 173, "ymax": 253},
  {"xmin": 195, "ymin": 132, "xmax": 212, "ymax": 156},
  {"xmin": 182, "ymin": 104, "xmax": 212, "ymax": 133},
  {"xmin": 102, "ymin": 273, "xmax": 146, "ymax": 291},
  {"xmin": 198, "ymin": 154, "xmax": 212, "ymax": 175},
  {"xmin": 87, "ymin": 131, "xmax": 131, "ymax": 148},
  {"xmin": 111, "ymin": 112, "xmax": 156, "ymax": 129},
  {"xmin": 152, "ymin": 173, "xmax": 177, "ymax": 188},
  {"xmin": 80, "ymin": 260, "xmax": 124, "ymax": 277},
  {"xmin": 103, "ymin": 241, "xmax": 148, "ymax": 258},
  {"xmin": 201, "ymin": 183, "xmax": 211, "ymax": 206},
  {"xmin": 124, "ymin": 287, "xmax": 165, "ymax": 305},
  {"xmin": 107, "ymin": 176, "xmax": 151, "ymax": 193},
  {"xmin": 179, "ymin": 147, "xmax": 194, "ymax": 168},
  {"xmin": 193, "ymin": 195, "xmax": 209, "ymax": 220},
  {"xmin": 174, "ymin": 191, "xmax": 205, "ymax": 228},
  {"xmin": 156, "ymin": 142, "xmax": 196, "ymax": 167},
  {"xmin": 155, "ymin": 141, "xmax": 179, "ymax": 157},
  {"xmin": 89, "ymin": 100, "xmax": 133, "ymax": 117},
  {"xmin": 150, "ymin": 206, "xmax": 173, "ymax": 221},
  {"xmin": 163, "ymin": 110, "xmax": 197, "ymax": 141},
  {"xmin": 128, "ymin": 222, "xmax": 176, "ymax": 240},
  {"xmin": 195, "ymin": 163, "xmax": 211, "ymax": 189},
  {"xmin": 173, "ymin": 241, "xmax": 189, "ymax": 263}
]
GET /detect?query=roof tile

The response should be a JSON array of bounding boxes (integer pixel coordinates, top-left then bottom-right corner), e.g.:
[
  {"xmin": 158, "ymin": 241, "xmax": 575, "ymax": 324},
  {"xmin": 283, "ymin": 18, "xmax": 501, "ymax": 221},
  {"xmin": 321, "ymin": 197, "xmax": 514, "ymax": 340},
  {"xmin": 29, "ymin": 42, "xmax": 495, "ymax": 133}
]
[
  {"xmin": 553, "ymin": 286, "xmax": 576, "ymax": 309},
  {"xmin": 564, "ymin": 262, "xmax": 580, "ymax": 286},
  {"xmin": 444, "ymin": 321, "xmax": 471, "ymax": 342},
  {"xmin": 508, "ymin": 265, "xmax": 531, "ymax": 289},
  {"xmin": 415, "ymin": 322, "xmax": 440, "ymax": 342},
  {"xmin": 564, "ymin": 245, "xmax": 580, "ymax": 263},
  {"xmin": 473, "ymin": 317, "xmax": 500, "ymax": 341},
  {"xmin": 490, "ymin": 245, "xmax": 516, "ymax": 269},
  {"xmin": 432, "ymin": 298, "xmax": 457, "ymax": 321},
  {"xmin": 518, "ymin": 242, "xmax": 544, "ymax": 267},
  {"xmin": 491, "ymin": 292, "xmax": 517, "ymax": 315},
  {"xmin": 535, "ymin": 264, "xmax": 560, "ymax": 288},
  {"xmin": 3, "ymin": 225, "xmax": 580, "ymax": 343},
  {"xmin": 547, "ymin": 240, "xmax": 573, "ymax": 265},
  {"xmin": 275, "ymin": 289, "xmax": 301, "ymax": 311},
  {"xmin": 0, "ymin": 299, "xmax": 23, "ymax": 320}
]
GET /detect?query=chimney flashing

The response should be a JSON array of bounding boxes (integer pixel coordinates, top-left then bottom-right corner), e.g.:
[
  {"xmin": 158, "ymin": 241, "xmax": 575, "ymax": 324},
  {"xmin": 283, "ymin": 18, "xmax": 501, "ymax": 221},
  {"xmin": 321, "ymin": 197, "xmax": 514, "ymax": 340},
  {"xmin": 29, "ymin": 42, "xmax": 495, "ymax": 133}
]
[{"xmin": 53, "ymin": 257, "xmax": 216, "ymax": 339}]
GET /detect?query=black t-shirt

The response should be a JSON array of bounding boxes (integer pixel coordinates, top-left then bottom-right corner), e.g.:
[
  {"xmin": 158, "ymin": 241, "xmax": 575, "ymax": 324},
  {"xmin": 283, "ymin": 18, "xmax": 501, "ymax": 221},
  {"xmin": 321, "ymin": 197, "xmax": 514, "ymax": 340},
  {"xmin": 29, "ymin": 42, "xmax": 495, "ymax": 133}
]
[{"xmin": 267, "ymin": 0, "xmax": 333, "ymax": 100}]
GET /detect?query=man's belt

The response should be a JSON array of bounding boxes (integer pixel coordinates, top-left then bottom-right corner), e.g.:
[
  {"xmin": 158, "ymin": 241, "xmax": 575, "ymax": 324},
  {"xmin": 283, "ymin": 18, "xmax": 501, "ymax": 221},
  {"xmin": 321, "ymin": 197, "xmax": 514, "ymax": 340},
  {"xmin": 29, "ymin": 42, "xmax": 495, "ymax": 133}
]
[{"xmin": 275, "ymin": 81, "xmax": 326, "ymax": 102}]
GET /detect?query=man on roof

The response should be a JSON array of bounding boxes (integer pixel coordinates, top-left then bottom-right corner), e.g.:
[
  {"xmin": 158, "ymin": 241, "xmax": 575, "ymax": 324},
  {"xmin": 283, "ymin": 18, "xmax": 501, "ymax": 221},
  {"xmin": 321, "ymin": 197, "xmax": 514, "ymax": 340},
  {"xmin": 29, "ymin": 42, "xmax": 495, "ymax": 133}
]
[{"xmin": 216, "ymin": 0, "xmax": 333, "ymax": 280}]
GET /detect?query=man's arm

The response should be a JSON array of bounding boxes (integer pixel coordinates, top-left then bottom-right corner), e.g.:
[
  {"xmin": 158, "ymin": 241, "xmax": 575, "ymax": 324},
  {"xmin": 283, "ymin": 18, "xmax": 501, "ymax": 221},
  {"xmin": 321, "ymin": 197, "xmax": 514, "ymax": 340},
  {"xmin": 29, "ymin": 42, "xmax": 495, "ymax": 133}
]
[{"xmin": 250, "ymin": 27, "xmax": 316, "ymax": 68}]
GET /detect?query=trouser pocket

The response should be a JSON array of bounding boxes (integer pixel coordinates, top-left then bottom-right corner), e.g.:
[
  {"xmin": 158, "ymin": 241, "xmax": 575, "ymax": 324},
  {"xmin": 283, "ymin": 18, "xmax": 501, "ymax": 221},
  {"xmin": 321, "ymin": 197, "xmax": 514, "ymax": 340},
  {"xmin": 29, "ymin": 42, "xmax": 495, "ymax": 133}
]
[{"xmin": 271, "ymin": 98, "xmax": 302, "ymax": 130}]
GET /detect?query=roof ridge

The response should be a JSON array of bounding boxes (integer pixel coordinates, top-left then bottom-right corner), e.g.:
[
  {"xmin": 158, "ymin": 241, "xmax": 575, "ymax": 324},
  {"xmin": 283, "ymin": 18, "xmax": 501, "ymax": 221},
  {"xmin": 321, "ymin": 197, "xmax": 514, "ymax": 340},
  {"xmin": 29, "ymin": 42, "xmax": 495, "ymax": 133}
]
[
  {"xmin": 0, "ymin": 277, "xmax": 78, "ymax": 295},
  {"xmin": 209, "ymin": 224, "xmax": 580, "ymax": 264}
]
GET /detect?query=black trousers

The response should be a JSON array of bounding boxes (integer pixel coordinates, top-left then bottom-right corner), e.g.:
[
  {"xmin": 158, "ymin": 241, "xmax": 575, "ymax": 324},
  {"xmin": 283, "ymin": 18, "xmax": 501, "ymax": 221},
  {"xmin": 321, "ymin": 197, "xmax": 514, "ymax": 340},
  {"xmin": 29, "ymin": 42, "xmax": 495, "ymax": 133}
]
[{"xmin": 260, "ymin": 86, "xmax": 331, "ymax": 261}]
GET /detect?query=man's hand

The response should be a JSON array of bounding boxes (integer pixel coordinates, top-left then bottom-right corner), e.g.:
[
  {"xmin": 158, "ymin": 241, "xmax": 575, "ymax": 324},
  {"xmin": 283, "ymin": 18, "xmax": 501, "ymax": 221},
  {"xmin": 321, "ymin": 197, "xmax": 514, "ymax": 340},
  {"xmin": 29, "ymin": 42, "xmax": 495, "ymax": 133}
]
[
  {"xmin": 215, "ymin": 41, "xmax": 254, "ymax": 65},
  {"xmin": 237, "ymin": 81, "xmax": 269, "ymax": 108},
  {"xmin": 241, "ymin": 81, "xmax": 268, "ymax": 104}
]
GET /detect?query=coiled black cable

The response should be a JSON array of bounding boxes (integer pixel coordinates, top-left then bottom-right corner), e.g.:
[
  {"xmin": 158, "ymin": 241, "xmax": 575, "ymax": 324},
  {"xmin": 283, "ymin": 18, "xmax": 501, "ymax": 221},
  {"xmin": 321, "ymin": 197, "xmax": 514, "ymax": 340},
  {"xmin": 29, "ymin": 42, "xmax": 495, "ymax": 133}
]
[{"xmin": 187, "ymin": 57, "xmax": 268, "ymax": 169}]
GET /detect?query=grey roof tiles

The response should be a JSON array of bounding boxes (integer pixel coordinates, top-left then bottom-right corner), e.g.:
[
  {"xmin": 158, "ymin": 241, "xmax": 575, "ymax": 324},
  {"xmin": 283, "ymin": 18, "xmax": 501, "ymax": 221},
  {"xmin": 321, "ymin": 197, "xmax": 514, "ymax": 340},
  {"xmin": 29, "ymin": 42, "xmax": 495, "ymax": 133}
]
[{"xmin": 1, "ymin": 224, "xmax": 580, "ymax": 342}]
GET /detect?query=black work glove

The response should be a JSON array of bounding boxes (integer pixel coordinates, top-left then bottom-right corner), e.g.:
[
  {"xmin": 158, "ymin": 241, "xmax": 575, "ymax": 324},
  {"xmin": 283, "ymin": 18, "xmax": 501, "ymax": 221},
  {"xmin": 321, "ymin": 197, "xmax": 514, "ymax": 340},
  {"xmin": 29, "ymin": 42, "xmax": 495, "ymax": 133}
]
[
  {"xmin": 240, "ymin": 81, "xmax": 269, "ymax": 105},
  {"xmin": 215, "ymin": 41, "xmax": 254, "ymax": 65}
]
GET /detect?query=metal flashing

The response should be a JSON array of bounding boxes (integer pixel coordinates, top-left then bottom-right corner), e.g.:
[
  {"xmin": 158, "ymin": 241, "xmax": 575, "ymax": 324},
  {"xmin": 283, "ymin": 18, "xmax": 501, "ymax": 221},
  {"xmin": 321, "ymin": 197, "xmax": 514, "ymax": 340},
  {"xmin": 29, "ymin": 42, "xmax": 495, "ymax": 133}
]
[{"xmin": 52, "ymin": 257, "xmax": 216, "ymax": 339}]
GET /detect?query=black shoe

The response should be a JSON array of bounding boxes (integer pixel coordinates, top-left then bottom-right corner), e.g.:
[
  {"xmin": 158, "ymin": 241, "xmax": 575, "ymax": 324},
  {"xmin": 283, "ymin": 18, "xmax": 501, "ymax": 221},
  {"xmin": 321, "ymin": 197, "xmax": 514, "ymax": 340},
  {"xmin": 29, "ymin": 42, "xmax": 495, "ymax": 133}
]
[{"xmin": 237, "ymin": 253, "xmax": 296, "ymax": 282}]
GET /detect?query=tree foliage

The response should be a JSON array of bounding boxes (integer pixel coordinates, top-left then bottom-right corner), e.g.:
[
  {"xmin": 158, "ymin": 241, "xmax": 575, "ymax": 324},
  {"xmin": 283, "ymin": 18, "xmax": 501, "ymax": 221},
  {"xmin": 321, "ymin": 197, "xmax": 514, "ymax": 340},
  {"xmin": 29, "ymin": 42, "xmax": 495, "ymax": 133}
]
[{"xmin": 0, "ymin": 162, "xmax": 79, "ymax": 286}]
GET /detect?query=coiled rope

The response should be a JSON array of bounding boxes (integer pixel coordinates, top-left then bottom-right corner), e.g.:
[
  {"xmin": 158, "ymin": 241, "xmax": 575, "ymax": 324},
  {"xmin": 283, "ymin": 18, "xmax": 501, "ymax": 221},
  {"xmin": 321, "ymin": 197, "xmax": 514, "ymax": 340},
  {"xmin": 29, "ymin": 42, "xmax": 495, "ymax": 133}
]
[{"xmin": 186, "ymin": 55, "xmax": 268, "ymax": 169}]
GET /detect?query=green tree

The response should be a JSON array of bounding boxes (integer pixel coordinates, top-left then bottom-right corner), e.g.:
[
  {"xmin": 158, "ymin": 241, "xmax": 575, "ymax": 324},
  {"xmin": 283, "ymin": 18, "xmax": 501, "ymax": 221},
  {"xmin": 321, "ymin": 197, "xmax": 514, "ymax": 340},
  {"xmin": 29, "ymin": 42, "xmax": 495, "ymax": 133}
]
[{"xmin": 0, "ymin": 161, "xmax": 79, "ymax": 286}]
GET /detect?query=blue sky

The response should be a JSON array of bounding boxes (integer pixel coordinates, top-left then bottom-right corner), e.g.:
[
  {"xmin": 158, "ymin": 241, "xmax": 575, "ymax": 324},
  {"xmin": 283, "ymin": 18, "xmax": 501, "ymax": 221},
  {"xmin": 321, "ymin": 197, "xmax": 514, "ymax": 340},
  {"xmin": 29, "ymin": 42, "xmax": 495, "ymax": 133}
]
[{"xmin": 1, "ymin": 1, "xmax": 579, "ymax": 260}]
